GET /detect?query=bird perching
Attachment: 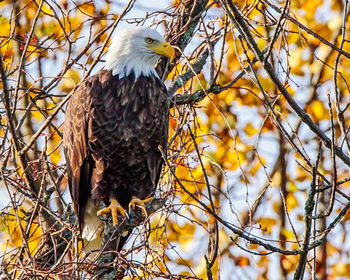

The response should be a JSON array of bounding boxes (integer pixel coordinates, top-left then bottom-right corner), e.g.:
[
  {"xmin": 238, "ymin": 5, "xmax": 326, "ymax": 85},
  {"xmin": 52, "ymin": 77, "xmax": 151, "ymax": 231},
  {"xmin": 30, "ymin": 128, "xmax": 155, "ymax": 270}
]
[{"xmin": 63, "ymin": 26, "xmax": 174, "ymax": 251}]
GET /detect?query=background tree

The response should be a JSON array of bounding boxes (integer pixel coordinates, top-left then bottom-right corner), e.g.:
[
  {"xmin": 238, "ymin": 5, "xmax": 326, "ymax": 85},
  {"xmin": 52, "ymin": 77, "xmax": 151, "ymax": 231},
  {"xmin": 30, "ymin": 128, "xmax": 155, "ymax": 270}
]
[{"xmin": 1, "ymin": 0, "xmax": 350, "ymax": 279}]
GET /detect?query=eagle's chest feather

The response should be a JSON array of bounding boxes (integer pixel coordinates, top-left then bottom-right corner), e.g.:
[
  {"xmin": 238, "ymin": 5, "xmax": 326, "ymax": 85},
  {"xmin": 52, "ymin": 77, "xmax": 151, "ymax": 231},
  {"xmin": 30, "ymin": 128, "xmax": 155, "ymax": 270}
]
[{"xmin": 88, "ymin": 73, "xmax": 168, "ymax": 163}]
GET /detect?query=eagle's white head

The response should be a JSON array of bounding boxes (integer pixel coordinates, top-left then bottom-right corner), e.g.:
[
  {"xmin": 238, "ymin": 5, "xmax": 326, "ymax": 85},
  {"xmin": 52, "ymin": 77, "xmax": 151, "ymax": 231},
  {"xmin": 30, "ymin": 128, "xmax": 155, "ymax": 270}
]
[{"xmin": 105, "ymin": 26, "xmax": 175, "ymax": 78}]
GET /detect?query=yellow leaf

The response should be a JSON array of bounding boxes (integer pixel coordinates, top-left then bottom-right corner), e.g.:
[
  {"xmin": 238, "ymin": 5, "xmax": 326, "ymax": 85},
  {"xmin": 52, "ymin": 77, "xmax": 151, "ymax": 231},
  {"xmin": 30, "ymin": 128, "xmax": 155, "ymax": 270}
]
[
  {"xmin": 249, "ymin": 243, "xmax": 259, "ymax": 250},
  {"xmin": 4, "ymin": 207, "xmax": 42, "ymax": 254},
  {"xmin": 168, "ymin": 223, "xmax": 196, "ymax": 252},
  {"xmin": 309, "ymin": 100, "xmax": 328, "ymax": 121},
  {"xmin": 41, "ymin": 3, "xmax": 52, "ymax": 15},
  {"xmin": 244, "ymin": 122, "xmax": 259, "ymax": 137},
  {"xmin": 289, "ymin": 182, "xmax": 298, "ymax": 192},
  {"xmin": 36, "ymin": 21, "xmax": 57, "ymax": 38},
  {"xmin": 26, "ymin": 5, "xmax": 37, "ymax": 21},
  {"xmin": 79, "ymin": 3, "xmax": 95, "ymax": 14},
  {"xmin": 249, "ymin": 158, "xmax": 264, "ymax": 176},
  {"xmin": 257, "ymin": 217, "xmax": 276, "ymax": 234},
  {"xmin": 218, "ymin": 229, "xmax": 230, "ymax": 249},
  {"xmin": 295, "ymin": 166, "xmax": 311, "ymax": 182},
  {"xmin": 0, "ymin": 117, "xmax": 5, "ymax": 138},
  {"xmin": 273, "ymin": 201, "xmax": 280, "ymax": 213},
  {"xmin": 286, "ymin": 193, "xmax": 299, "ymax": 210},
  {"xmin": 281, "ymin": 255, "xmax": 298, "ymax": 273},
  {"xmin": 327, "ymin": 243, "xmax": 340, "ymax": 257},
  {"xmin": 328, "ymin": 16, "xmax": 342, "ymax": 31},
  {"xmin": 215, "ymin": 146, "xmax": 226, "ymax": 160},
  {"xmin": 0, "ymin": 15, "xmax": 7, "ymax": 24},
  {"xmin": 257, "ymin": 255, "xmax": 269, "ymax": 268},
  {"xmin": 48, "ymin": 132, "xmax": 62, "ymax": 165},
  {"xmin": 31, "ymin": 109, "xmax": 43, "ymax": 121},
  {"xmin": 175, "ymin": 258, "xmax": 194, "ymax": 267},
  {"xmin": 282, "ymin": 228, "xmax": 295, "ymax": 240},
  {"xmin": 289, "ymin": 48, "xmax": 304, "ymax": 76},
  {"xmin": 195, "ymin": 256, "xmax": 218, "ymax": 279},
  {"xmin": 60, "ymin": 69, "xmax": 81, "ymax": 93},
  {"xmin": 303, "ymin": 0, "xmax": 322, "ymax": 21},
  {"xmin": 149, "ymin": 214, "xmax": 167, "ymax": 245},
  {"xmin": 101, "ymin": 3, "xmax": 110, "ymax": 15},
  {"xmin": 259, "ymin": 76, "xmax": 275, "ymax": 91},
  {"xmin": 223, "ymin": 90, "xmax": 235, "ymax": 105},
  {"xmin": 0, "ymin": 19, "xmax": 11, "ymax": 37},
  {"xmin": 270, "ymin": 171, "xmax": 281, "ymax": 187},
  {"xmin": 332, "ymin": 262, "xmax": 350, "ymax": 277}
]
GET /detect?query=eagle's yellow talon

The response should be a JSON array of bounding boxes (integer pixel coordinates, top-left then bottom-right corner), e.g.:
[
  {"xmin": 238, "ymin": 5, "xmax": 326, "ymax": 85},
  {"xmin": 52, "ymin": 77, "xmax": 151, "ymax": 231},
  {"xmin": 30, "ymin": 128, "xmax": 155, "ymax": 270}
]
[
  {"xmin": 97, "ymin": 198, "xmax": 126, "ymax": 226},
  {"xmin": 129, "ymin": 196, "xmax": 151, "ymax": 217}
]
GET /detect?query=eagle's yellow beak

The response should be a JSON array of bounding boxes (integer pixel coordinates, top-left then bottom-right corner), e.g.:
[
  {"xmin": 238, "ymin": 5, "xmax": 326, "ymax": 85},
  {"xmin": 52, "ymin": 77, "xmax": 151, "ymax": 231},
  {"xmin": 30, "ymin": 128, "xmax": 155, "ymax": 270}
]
[{"xmin": 149, "ymin": 42, "xmax": 175, "ymax": 62}]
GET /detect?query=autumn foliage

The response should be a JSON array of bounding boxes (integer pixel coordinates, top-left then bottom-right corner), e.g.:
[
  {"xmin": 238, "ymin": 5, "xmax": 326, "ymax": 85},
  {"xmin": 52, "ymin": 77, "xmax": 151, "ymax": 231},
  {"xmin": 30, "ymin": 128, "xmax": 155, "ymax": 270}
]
[{"xmin": 1, "ymin": 0, "xmax": 350, "ymax": 279}]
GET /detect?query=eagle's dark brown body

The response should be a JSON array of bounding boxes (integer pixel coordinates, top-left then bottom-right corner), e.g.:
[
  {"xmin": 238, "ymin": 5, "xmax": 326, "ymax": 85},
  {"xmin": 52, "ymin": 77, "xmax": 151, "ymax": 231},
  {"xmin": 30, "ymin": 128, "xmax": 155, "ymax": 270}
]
[{"xmin": 63, "ymin": 69, "xmax": 169, "ymax": 247}]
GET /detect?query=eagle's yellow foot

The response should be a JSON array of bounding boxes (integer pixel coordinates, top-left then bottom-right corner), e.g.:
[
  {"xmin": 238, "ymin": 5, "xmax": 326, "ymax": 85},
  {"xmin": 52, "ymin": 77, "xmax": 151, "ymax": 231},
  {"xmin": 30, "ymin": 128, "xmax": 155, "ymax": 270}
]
[
  {"xmin": 129, "ymin": 196, "xmax": 151, "ymax": 217},
  {"xmin": 97, "ymin": 198, "xmax": 126, "ymax": 226}
]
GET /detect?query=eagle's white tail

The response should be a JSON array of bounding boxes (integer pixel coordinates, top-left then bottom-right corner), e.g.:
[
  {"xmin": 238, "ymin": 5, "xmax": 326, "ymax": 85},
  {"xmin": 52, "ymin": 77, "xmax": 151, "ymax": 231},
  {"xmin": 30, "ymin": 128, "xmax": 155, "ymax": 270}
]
[{"xmin": 82, "ymin": 199, "xmax": 103, "ymax": 253}]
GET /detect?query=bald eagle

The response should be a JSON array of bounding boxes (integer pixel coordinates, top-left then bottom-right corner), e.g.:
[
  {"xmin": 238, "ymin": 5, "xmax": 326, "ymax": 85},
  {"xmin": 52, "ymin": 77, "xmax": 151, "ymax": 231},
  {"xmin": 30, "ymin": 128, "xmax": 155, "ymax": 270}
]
[{"xmin": 63, "ymin": 26, "xmax": 174, "ymax": 251}]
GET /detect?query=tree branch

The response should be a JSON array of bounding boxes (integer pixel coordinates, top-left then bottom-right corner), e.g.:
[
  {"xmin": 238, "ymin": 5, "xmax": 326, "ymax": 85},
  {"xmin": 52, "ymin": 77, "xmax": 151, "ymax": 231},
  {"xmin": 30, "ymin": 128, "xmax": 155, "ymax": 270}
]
[
  {"xmin": 93, "ymin": 198, "xmax": 166, "ymax": 278},
  {"xmin": 221, "ymin": 0, "xmax": 350, "ymax": 166}
]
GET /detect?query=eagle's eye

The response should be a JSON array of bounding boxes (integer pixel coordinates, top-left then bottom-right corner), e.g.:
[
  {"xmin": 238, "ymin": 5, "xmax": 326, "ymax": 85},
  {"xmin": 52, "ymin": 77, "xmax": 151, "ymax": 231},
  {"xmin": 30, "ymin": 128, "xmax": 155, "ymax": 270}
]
[{"xmin": 145, "ymin": 37, "xmax": 154, "ymax": 44}]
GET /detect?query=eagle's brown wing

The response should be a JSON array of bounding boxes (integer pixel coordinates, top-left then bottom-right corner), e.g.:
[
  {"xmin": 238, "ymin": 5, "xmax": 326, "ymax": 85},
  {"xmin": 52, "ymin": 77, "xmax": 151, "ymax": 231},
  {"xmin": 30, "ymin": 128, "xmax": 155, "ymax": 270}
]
[{"xmin": 63, "ymin": 76, "xmax": 95, "ymax": 230}]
